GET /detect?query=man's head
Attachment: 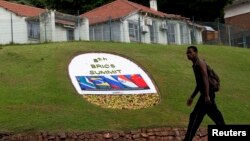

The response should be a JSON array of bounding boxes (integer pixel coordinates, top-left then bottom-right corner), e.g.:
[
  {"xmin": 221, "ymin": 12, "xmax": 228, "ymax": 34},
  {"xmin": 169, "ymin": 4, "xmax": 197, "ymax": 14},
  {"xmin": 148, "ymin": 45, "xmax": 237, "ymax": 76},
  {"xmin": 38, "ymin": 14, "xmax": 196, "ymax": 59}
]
[{"xmin": 186, "ymin": 46, "xmax": 198, "ymax": 61}]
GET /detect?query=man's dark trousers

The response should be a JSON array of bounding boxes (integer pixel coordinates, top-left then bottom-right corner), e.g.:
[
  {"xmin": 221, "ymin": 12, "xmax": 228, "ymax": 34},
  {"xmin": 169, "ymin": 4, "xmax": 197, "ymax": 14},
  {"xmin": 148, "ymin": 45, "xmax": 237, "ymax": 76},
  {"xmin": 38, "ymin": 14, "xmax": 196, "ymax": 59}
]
[{"xmin": 183, "ymin": 92, "xmax": 225, "ymax": 141}]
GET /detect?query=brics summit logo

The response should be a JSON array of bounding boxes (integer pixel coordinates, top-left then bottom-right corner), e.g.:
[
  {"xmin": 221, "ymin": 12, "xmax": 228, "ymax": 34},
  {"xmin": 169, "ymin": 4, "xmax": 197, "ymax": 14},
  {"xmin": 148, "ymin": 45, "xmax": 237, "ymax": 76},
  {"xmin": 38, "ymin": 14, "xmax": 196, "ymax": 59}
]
[
  {"xmin": 75, "ymin": 74, "xmax": 150, "ymax": 91},
  {"xmin": 68, "ymin": 52, "xmax": 159, "ymax": 109}
]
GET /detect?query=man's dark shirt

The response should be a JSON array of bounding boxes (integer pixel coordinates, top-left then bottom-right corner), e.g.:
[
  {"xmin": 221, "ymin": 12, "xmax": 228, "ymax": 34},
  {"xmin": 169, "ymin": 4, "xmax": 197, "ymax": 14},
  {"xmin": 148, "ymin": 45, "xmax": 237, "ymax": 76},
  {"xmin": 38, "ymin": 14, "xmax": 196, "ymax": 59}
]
[{"xmin": 192, "ymin": 59, "xmax": 206, "ymax": 95}]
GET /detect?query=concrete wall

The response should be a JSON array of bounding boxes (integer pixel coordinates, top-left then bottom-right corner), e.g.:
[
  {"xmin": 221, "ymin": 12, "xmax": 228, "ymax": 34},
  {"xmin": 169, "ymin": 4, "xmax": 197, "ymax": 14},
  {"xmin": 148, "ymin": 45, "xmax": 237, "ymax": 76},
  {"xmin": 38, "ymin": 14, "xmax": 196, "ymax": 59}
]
[
  {"xmin": 54, "ymin": 25, "xmax": 67, "ymax": 41},
  {"xmin": 0, "ymin": 8, "xmax": 33, "ymax": 44},
  {"xmin": 78, "ymin": 17, "xmax": 89, "ymax": 41},
  {"xmin": 0, "ymin": 9, "xmax": 89, "ymax": 44}
]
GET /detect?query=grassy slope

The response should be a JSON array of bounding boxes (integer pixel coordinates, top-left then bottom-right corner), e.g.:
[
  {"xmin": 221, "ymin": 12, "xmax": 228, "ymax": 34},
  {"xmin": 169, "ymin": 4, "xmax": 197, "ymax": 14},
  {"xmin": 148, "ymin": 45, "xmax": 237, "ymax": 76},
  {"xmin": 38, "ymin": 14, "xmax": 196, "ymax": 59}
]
[{"xmin": 0, "ymin": 42, "xmax": 249, "ymax": 133}]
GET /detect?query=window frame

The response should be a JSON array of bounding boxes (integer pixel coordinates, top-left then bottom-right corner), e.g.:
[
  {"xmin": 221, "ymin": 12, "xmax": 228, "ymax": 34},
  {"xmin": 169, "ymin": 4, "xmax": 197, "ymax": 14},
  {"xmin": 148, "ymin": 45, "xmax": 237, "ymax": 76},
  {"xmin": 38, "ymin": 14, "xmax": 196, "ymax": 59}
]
[
  {"xmin": 167, "ymin": 22, "xmax": 176, "ymax": 44},
  {"xmin": 128, "ymin": 21, "xmax": 140, "ymax": 42},
  {"xmin": 27, "ymin": 21, "xmax": 40, "ymax": 40}
]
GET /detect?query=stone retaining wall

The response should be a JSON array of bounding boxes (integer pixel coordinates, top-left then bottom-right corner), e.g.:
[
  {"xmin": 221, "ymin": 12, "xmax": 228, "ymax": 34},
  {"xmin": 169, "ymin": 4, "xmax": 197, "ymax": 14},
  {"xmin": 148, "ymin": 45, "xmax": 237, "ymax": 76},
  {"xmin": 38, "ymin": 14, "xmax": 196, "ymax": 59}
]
[{"xmin": 0, "ymin": 127, "xmax": 208, "ymax": 141}]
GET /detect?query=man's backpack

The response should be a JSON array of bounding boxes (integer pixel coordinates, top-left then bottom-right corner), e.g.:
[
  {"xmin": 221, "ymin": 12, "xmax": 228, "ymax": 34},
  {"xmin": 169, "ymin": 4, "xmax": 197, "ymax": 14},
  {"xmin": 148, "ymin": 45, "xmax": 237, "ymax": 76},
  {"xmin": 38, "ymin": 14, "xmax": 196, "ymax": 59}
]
[{"xmin": 206, "ymin": 64, "xmax": 220, "ymax": 92}]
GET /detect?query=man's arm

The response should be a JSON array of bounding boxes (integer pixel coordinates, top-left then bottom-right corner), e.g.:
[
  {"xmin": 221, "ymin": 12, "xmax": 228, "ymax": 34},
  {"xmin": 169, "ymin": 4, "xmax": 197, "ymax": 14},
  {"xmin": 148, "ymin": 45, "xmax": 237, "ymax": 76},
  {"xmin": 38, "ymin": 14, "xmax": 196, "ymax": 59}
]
[
  {"xmin": 187, "ymin": 86, "xmax": 199, "ymax": 106},
  {"xmin": 199, "ymin": 60, "xmax": 211, "ymax": 104},
  {"xmin": 191, "ymin": 86, "xmax": 199, "ymax": 99}
]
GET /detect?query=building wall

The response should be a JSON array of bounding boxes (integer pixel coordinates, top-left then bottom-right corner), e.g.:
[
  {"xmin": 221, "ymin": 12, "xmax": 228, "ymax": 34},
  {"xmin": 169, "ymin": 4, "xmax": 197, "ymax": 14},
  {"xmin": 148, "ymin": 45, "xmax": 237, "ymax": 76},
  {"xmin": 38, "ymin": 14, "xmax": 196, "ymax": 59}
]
[
  {"xmin": 0, "ymin": 8, "xmax": 31, "ymax": 44},
  {"xmin": 0, "ymin": 8, "xmax": 12, "ymax": 44},
  {"xmin": 89, "ymin": 21, "xmax": 122, "ymax": 42},
  {"xmin": 55, "ymin": 25, "xmax": 68, "ymax": 41},
  {"xmin": 88, "ymin": 12, "xmax": 202, "ymax": 45},
  {"xmin": 224, "ymin": 2, "xmax": 250, "ymax": 29},
  {"xmin": 110, "ymin": 22, "xmax": 122, "ymax": 41},
  {"xmin": 55, "ymin": 23, "xmax": 90, "ymax": 42},
  {"xmin": 0, "ymin": 7, "xmax": 199, "ymax": 45},
  {"xmin": 125, "ymin": 13, "xmax": 169, "ymax": 44},
  {"xmin": 40, "ymin": 11, "xmax": 54, "ymax": 42},
  {"xmin": 40, "ymin": 11, "xmax": 90, "ymax": 43},
  {"xmin": 158, "ymin": 21, "xmax": 168, "ymax": 45},
  {"xmin": 120, "ymin": 20, "xmax": 130, "ymax": 43},
  {"xmin": 225, "ymin": 13, "xmax": 250, "ymax": 29},
  {"xmin": 126, "ymin": 13, "xmax": 201, "ymax": 45},
  {"xmin": 195, "ymin": 29, "xmax": 203, "ymax": 44},
  {"xmin": 77, "ymin": 17, "xmax": 89, "ymax": 41}
]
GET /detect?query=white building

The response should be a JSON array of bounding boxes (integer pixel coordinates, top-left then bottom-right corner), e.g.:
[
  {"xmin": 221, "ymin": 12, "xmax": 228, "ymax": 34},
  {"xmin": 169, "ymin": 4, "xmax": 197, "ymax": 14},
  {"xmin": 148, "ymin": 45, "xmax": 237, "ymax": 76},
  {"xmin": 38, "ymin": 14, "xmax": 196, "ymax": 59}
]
[
  {"xmin": 82, "ymin": 0, "xmax": 204, "ymax": 45},
  {"xmin": 0, "ymin": 0, "xmax": 89, "ymax": 44}
]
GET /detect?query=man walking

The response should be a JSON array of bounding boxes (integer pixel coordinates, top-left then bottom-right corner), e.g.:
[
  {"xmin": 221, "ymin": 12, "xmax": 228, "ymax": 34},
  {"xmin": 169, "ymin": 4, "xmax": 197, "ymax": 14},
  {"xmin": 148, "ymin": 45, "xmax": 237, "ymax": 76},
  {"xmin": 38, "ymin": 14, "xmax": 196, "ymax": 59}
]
[{"xmin": 183, "ymin": 46, "xmax": 225, "ymax": 141}]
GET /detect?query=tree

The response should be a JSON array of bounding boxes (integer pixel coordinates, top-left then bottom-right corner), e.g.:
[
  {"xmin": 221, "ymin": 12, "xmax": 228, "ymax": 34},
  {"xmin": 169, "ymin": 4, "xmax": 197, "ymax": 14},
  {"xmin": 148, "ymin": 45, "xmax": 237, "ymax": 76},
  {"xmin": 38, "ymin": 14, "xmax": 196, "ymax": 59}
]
[
  {"xmin": 9, "ymin": 0, "xmax": 233, "ymax": 22},
  {"xmin": 130, "ymin": 0, "xmax": 233, "ymax": 22},
  {"xmin": 8, "ymin": 0, "xmax": 46, "ymax": 8}
]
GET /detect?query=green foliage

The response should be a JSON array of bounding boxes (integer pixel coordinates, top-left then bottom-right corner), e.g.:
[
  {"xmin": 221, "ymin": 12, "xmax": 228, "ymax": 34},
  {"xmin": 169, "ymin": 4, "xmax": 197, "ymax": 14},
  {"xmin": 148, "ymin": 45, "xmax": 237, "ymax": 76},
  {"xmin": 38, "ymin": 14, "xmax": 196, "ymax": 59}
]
[
  {"xmin": 8, "ymin": 0, "xmax": 233, "ymax": 21},
  {"xmin": 156, "ymin": 0, "xmax": 234, "ymax": 21},
  {"xmin": 9, "ymin": 0, "xmax": 45, "ymax": 8}
]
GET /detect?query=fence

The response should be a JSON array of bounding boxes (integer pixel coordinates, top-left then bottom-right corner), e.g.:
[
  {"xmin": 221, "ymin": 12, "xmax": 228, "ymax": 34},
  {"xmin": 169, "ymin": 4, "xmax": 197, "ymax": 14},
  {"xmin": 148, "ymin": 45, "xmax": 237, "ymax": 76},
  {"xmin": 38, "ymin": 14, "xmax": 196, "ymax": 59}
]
[
  {"xmin": 0, "ymin": 13, "xmax": 250, "ymax": 48},
  {"xmin": 199, "ymin": 21, "xmax": 250, "ymax": 48}
]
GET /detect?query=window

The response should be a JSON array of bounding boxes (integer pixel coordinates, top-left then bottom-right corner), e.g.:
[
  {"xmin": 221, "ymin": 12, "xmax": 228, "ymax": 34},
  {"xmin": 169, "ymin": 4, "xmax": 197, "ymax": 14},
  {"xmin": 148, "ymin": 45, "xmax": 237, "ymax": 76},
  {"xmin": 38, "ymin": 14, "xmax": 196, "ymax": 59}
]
[
  {"xmin": 94, "ymin": 26, "xmax": 102, "ymax": 40},
  {"xmin": 27, "ymin": 21, "xmax": 40, "ymax": 40},
  {"xmin": 89, "ymin": 27, "xmax": 94, "ymax": 40},
  {"xmin": 67, "ymin": 28, "xmax": 74, "ymax": 41},
  {"xmin": 180, "ymin": 23, "xmax": 189, "ymax": 44},
  {"xmin": 167, "ymin": 23, "xmax": 176, "ymax": 44},
  {"xmin": 103, "ymin": 24, "xmax": 110, "ymax": 41},
  {"xmin": 128, "ymin": 22, "xmax": 139, "ymax": 42},
  {"xmin": 149, "ymin": 20, "xmax": 157, "ymax": 43}
]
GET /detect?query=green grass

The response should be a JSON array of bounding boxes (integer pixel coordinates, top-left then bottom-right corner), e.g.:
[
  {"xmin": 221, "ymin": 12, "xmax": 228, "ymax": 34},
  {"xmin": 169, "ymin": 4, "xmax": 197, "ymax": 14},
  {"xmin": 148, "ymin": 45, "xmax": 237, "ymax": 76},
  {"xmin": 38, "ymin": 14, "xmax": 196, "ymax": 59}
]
[{"xmin": 0, "ymin": 41, "xmax": 249, "ymax": 133}]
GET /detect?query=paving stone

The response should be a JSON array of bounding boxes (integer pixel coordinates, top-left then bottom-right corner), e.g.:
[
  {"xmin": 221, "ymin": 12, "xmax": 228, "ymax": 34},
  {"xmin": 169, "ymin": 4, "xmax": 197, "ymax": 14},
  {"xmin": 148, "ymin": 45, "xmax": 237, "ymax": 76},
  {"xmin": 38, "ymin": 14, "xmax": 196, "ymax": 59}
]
[{"xmin": 0, "ymin": 127, "xmax": 207, "ymax": 141}]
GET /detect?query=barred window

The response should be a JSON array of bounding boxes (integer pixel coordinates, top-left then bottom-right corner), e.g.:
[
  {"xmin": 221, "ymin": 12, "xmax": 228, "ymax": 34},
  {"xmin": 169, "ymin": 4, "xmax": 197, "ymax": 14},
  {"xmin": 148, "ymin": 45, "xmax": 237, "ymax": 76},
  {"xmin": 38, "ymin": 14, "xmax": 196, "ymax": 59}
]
[
  {"xmin": 67, "ymin": 28, "xmax": 74, "ymax": 41},
  {"xmin": 167, "ymin": 23, "xmax": 176, "ymax": 44},
  {"xmin": 149, "ymin": 20, "xmax": 157, "ymax": 43},
  {"xmin": 128, "ymin": 22, "xmax": 139, "ymax": 42},
  {"xmin": 27, "ymin": 22, "xmax": 40, "ymax": 40},
  {"xmin": 180, "ymin": 23, "xmax": 189, "ymax": 44},
  {"xmin": 95, "ymin": 26, "xmax": 103, "ymax": 40}
]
